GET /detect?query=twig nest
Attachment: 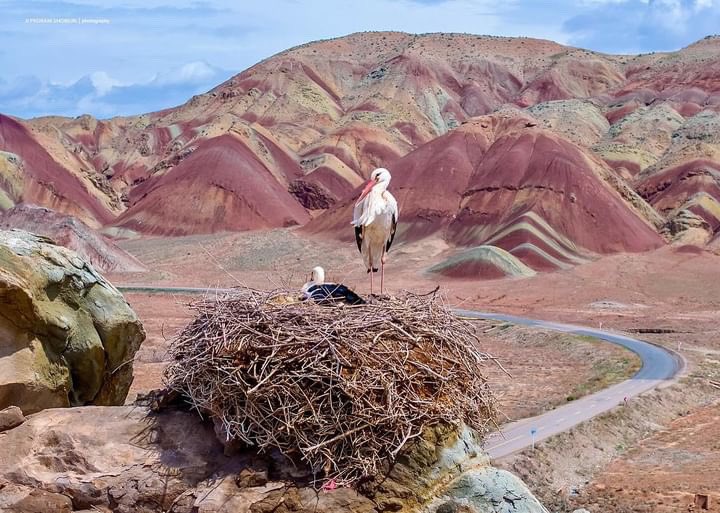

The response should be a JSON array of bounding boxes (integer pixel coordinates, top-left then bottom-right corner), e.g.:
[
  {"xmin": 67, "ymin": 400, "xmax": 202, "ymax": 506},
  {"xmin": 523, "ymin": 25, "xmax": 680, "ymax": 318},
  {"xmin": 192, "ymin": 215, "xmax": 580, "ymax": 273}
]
[
  {"xmin": 268, "ymin": 294, "xmax": 301, "ymax": 305},
  {"xmin": 164, "ymin": 288, "xmax": 497, "ymax": 486}
]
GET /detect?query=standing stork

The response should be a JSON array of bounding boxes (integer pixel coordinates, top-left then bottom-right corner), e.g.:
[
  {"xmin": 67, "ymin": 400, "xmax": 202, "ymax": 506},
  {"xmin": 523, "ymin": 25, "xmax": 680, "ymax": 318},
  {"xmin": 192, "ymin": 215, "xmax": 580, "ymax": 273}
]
[{"xmin": 351, "ymin": 168, "xmax": 398, "ymax": 295}]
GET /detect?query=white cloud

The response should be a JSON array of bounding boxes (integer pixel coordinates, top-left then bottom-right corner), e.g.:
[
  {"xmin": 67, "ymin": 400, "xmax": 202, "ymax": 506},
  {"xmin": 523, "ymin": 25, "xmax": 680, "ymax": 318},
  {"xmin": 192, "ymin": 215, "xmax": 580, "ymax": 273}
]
[
  {"xmin": 695, "ymin": 0, "xmax": 715, "ymax": 9},
  {"xmin": 577, "ymin": 0, "xmax": 634, "ymax": 4},
  {"xmin": 564, "ymin": 0, "xmax": 720, "ymax": 53},
  {"xmin": 90, "ymin": 71, "xmax": 123, "ymax": 96},
  {"xmin": 154, "ymin": 61, "xmax": 221, "ymax": 86},
  {"xmin": 0, "ymin": 61, "xmax": 233, "ymax": 118}
]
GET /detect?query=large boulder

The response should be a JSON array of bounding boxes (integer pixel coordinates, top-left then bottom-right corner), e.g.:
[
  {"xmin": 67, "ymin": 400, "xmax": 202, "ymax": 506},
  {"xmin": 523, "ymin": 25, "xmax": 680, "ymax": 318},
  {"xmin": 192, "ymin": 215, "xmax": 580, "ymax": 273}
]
[
  {"xmin": 0, "ymin": 405, "xmax": 548, "ymax": 513},
  {"xmin": 0, "ymin": 229, "xmax": 145, "ymax": 414}
]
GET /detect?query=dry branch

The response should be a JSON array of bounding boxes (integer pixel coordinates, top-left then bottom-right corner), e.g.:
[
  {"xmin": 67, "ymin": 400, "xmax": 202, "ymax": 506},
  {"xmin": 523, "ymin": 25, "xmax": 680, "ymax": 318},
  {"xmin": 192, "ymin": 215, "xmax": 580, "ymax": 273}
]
[{"xmin": 164, "ymin": 288, "xmax": 497, "ymax": 486}]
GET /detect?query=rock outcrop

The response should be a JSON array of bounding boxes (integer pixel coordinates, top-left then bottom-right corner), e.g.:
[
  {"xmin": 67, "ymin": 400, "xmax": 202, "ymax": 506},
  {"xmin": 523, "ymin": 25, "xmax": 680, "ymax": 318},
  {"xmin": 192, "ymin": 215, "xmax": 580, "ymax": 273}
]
[
  {"xmin": 0, "ymin": 405, "xmax": 547, "ymax": 513},
  {"xmin": 0, "ymin": 406, "xmax": 24, "ymax": 432},
  {"xmin": 661, "ymin": 209, "xmax": 712, "ymax": 245},
  {"xmin": 0, "ymin": 229, "xmax": 145, "ymax": 414},
  {"xmin": 368, "ymin": 423, "xmax": 549, "ymax": 513}
]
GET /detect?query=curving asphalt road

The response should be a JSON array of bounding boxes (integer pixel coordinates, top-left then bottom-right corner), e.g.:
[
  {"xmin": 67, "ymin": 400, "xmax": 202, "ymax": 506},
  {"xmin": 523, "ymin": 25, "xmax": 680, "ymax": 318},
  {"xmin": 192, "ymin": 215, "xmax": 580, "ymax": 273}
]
[
  {"xmin": 118, "ymin": 286, "xmax": 683, "ymax": 460},
  {"xmin": 454, "ymin": 310, "xmax": 683, "ymax": 459}
]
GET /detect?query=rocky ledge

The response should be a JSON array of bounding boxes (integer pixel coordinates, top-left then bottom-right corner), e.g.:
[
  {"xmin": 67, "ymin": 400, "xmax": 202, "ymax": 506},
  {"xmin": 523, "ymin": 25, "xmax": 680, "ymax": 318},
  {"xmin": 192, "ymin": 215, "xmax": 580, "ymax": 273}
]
[{"xmin": 0, "ymin": 405, "xmax": 548, "ymax": 513}]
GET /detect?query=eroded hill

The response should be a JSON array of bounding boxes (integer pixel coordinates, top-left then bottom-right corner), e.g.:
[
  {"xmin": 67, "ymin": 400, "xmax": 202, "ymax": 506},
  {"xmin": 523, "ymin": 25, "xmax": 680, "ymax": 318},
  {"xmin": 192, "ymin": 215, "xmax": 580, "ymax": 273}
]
[{"xmin": 3, "ymin": 32, "xmax": 720, "ymax": 276}]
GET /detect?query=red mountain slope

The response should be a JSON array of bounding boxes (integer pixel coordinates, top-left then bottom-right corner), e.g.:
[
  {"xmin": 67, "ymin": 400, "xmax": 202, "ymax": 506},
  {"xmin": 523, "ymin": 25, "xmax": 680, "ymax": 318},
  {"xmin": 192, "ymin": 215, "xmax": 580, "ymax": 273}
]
[
  {"xmin": 6, "ymin": 32, "xmax": 720, "ymax": 272},
  {"xmin": 115, "ymin": 134, "xmax": 309, "ymax": 235},
  {"xmin": 0, "ymin": 204, "xmax": 146, "ymax": 272},
  {"xmin": 0, "ymin": 115, "xmax": 114, "ymax": 226},
  {"xmin": 305, "ymin": 114, "xmax": 664, "ymax": 272}
]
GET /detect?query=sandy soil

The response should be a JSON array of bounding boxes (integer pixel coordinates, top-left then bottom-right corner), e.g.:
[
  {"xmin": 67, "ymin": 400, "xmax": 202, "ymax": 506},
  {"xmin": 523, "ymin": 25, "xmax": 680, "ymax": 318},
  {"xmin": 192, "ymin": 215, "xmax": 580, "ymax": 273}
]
[
  {"xmin": 578, "ymin": 403, "xmax": 720, "ymax": 513},
  {"xmin": 482, "ymin": 326, "xmax": 640, "ymax": 421},
  {"xmin": 498, "ymin": 379, "xmax": 718, "ymax": 513},
  {"xmin": 124, "ymin": 293, "xmax": 196, "ymax": 402}
]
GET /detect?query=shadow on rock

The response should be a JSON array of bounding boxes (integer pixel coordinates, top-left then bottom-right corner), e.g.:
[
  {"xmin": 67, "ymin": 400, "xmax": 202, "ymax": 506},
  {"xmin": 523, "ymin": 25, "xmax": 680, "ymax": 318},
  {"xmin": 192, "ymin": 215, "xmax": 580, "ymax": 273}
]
[{"xmin": 0, "ymin": 404, "xmax": 376, "ymax": 513}]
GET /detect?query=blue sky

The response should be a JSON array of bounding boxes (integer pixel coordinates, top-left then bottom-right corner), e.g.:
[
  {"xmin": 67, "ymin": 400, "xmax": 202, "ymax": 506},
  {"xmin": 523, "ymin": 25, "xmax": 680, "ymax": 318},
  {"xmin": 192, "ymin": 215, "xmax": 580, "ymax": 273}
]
[{"xmin": 1, "ymin": 0, "xmax": 719, "ymax": 119}]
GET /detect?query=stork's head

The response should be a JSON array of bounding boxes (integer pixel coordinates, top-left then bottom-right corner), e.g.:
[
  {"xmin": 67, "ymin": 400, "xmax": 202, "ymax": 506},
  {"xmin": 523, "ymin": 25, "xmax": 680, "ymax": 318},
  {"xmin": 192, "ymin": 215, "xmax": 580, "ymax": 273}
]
[
  {"xmin": 310, "ymin": 266, "xmax": 325, "ymax": 284},
  {"xmin": 371, "ymin": 167, "xmax": 391, "ymax": 185},
  {"xmin": 357, "ymin": 168, "xmax": 392, "ymax": 203}
]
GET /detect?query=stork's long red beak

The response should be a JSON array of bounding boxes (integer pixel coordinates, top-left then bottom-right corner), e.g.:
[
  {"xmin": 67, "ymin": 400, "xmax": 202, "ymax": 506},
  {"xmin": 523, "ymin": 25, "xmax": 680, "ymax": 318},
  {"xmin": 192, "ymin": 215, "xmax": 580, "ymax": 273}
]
[{"xmin": 356, "ymin": 180, "xmax": 375, "ymax": 204}]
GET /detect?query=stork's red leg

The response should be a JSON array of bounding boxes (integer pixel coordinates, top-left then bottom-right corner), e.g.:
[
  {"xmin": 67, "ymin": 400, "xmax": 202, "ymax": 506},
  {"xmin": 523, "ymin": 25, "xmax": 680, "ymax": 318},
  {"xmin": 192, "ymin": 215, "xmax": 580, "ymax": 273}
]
[
  {"xmin": 370, "ymin": 264, "xmax": 374, "ymax": 296},
  {"xmin": 380, "ymin": 249, "xmax": 387, "ymax": 295},
  {"xmin": 368, "ymin": 246, "xmax": 374, "ymax": 296},
  {"xmin": 380, "ymin": 261, "xmax": 384, "ymax": 295}
]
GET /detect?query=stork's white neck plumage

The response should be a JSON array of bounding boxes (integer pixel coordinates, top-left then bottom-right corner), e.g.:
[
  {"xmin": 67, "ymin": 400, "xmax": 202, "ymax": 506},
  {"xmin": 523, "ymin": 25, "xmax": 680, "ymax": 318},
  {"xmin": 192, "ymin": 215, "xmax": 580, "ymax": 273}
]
[
  {"xmin": 301, "ymin": 266, "xmax": 325, "ymax": 294},
  {"xmin": 373, "ymin": 179, "xmax": 389, "ymax": 193},
  {"xmin": 311, "ymin": 266, "xmax": 325, "ymax": 284}
]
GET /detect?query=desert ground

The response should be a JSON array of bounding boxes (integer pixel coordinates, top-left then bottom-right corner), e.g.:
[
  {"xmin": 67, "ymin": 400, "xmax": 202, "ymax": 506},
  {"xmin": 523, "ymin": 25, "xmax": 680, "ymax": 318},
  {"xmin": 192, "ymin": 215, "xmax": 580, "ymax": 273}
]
[{"xmin": 111, "ymin": 227, "xmax": 720, "ymax": 512}]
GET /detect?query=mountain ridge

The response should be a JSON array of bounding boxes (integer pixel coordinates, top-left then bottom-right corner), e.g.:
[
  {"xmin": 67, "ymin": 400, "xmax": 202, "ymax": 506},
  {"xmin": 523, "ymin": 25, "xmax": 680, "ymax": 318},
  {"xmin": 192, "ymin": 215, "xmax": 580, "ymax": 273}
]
[{"xmin": 2, "ymin": 31, "xmax": 720, "ymax": 276}]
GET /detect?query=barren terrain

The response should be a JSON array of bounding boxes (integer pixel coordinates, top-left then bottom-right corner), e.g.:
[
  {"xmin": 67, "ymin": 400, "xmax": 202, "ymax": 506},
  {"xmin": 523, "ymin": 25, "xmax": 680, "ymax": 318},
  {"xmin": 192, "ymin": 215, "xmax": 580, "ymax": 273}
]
[
  {"xmin": 579, "ymin": 402, "xmax": 720, "ymax": 513},
  {"xmin": 114, "ymin": 228, "xmax": 720, "ymax": 513}
]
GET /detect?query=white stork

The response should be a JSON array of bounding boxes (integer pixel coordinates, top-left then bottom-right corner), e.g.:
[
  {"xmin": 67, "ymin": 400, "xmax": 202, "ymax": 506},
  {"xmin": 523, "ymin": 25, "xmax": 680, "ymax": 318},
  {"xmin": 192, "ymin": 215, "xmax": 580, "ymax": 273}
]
[
  {"xmin": 351, "ymin": 168, "xmax": 398, "ymax": 295},
  {"xmin": 301, "ymin": 266, "xmax": 365, "ymax": 305}
]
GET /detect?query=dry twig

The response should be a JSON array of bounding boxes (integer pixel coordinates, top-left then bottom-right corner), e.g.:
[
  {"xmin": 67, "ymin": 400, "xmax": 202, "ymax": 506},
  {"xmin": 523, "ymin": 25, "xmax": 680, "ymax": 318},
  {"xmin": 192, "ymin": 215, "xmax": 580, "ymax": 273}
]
[{"xmin": 164, "ymin": 288, "xmax": 497, "ymax": 487}]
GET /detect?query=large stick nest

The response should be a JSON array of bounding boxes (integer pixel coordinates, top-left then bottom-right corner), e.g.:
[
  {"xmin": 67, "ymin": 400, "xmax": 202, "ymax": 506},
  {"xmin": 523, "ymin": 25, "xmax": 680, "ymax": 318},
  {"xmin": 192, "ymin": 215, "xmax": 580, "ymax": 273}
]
[{"xmin": 164, "ymin": 288, "xmax": 497, "ymax": 486}]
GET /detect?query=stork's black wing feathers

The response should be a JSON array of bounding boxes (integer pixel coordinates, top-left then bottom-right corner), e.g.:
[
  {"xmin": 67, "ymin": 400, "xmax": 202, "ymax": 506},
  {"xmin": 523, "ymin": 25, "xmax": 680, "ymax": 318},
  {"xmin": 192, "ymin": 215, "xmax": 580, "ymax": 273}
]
[
  {"xmin": 307, "ymin": 283, "xmax": 365, "ymax": 305},
  {"xmin": 354, "ymin": 225, "xmax": 363, "ymax": 253},
  {"xmin": 386, "ymin": 213, "xmax": 397, "ymax": 253}
]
